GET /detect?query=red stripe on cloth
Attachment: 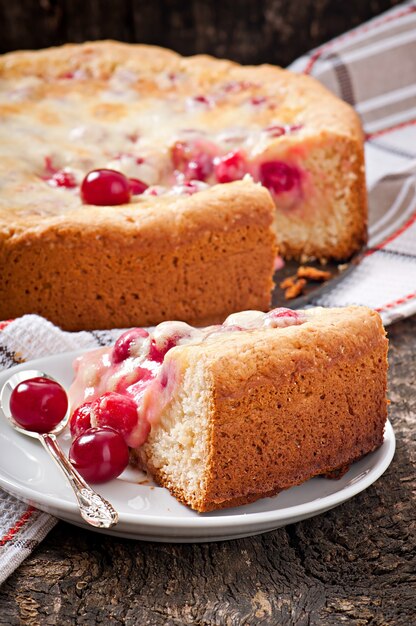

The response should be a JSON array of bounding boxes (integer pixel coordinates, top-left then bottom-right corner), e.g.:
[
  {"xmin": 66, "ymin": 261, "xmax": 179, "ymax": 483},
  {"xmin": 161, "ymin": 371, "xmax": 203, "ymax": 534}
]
[
  {"xmin": 304, "ymin": 5, "xmax": 416, "ymax": 75},
  {"xmin": 366, "ymin": 211, "xmax": 416, "ymax": 256},
  {"xmin": 365, "ymin": 119, "xmax": 416, "ymax": 140},
  {"xmin": 375, "ymin": 291, "xmax": 416, "ymax": 313},
  {"xmin": 0, "ymin": 505, "xmax": 35, "ymax": 547},
  {"xmin": 0, "ymin": 320, "xmax": 13, "ymax": 331}
]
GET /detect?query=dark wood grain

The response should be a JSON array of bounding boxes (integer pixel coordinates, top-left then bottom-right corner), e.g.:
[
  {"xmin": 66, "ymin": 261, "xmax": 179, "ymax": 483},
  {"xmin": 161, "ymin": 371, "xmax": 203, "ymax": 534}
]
[
  {"xmin": 0, "ymin": 0, "xmax": 403, "ymax": 66},
  {"xmin": 0, "ymin": 314, "xmax": 414, "ymax": 625}
]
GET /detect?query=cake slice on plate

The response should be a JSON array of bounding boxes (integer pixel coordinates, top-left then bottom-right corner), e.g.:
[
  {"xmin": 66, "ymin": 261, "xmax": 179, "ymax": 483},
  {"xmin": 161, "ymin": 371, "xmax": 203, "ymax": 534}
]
[{"xmin": 69, "ymin": 305, "xmax": 388, "ymax": 512}]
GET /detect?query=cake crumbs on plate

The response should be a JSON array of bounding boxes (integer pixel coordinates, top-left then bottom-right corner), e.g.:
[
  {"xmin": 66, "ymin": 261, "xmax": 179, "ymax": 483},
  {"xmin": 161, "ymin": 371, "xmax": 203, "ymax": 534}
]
[{"xmin": 297, "ymin": 265, "xmax": 332, "ymax": 281}]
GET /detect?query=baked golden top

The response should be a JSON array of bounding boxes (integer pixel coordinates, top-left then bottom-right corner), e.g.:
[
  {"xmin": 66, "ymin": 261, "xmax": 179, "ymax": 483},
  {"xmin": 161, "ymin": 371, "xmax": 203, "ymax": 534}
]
[{"xmin": 0, "ymin": 41, "xmax": 362, "ymax": 227}]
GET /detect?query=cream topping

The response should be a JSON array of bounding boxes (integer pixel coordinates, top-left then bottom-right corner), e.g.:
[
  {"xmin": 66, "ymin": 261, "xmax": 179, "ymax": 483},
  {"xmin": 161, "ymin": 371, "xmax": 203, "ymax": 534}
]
[{"xmin": 68, "ymin": 307, "xmax": 307, "ymax": 447}]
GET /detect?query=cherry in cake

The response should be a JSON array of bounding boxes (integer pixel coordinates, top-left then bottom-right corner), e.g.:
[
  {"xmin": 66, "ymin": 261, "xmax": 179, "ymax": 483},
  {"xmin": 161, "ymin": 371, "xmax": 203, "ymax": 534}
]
[{"xmin": 68, "ymin": 306, "xmax": 388, "ymax": 512}]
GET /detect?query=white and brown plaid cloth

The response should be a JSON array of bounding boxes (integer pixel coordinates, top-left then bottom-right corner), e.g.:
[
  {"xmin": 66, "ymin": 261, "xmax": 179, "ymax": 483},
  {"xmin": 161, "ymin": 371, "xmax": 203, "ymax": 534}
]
[
  {"xmin": 1, "ymin": 1, "xmax": 415, "ymax": 583},
  {"xmin": 290, "ymin": 0, "xmax": 416, "ymax": 324}
]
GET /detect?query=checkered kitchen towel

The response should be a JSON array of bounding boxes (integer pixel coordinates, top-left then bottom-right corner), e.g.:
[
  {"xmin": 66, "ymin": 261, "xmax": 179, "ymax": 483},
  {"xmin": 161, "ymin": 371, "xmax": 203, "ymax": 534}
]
[
  {"xmin": 1, "ymin": 1, "xmax": 416, "ymax": 584},
  {"xmin": 0, "ymin": 317, "xmax": 122, "ymax": 585},
  {"xmin": 289, "ymin": 0, "xmax": 416, "ymax": 324}
]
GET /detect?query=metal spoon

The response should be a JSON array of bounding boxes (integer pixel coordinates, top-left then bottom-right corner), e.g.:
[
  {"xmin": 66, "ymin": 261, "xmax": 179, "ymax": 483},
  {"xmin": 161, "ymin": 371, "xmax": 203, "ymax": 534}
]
[{"xmin": 0, "ymin": 369, "xmax": 118, "ymax": 529}]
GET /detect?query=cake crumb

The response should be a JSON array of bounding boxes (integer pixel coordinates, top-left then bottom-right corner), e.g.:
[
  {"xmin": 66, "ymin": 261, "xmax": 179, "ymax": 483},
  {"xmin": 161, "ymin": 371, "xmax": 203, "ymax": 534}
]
[
  {"xmin": 279, "ymin": 276, "xmax": 296, "ymax": 290},
  {"xmin": 284, "ymin": 278, "xmax": 306, "ymax": 299},
  {"xmin": 297, "ymin": 266, "xmax": 332, "ymax": 281}
]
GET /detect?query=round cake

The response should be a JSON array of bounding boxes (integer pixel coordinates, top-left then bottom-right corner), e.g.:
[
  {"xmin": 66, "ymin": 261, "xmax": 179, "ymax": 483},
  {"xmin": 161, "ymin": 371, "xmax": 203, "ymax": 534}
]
[{"xmin": 0, "ymin": 42, "xmax": 367, "ymax": 330}]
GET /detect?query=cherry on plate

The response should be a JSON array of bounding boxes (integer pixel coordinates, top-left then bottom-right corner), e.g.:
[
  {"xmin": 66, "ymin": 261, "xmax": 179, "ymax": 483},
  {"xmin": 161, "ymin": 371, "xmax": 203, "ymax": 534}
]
[
  {"xmin": 80, "ymin": 169, "xmax": 131, "ymax": 206},
  {"xmin": 69, "ymin": 427, "xmax": 129, "ymax": 483},
  {"xmin": 9, "ymin": 377, "xmax": 68, "ymax": 434},
  {"xmin": 70, "ymin": 402, "xmax": 93, "ymax": 439}
]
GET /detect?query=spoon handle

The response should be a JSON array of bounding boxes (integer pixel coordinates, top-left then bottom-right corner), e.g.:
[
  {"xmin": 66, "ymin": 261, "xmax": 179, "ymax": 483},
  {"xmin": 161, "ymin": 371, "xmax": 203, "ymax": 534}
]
[{"xmin": 40, "ymin": 433, "xmax": 118, "ymax": 529}]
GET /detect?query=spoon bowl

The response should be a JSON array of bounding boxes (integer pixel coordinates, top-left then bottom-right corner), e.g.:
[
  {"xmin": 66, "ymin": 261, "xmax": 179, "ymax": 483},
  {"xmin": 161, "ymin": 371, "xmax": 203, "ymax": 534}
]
[
  {"xmin": 0, "ymin": 369, "xmax": 119, "ymax": 529},
  {"xmin": 0, "ymin": 369, "xmax": 70, "ymax": 438}
]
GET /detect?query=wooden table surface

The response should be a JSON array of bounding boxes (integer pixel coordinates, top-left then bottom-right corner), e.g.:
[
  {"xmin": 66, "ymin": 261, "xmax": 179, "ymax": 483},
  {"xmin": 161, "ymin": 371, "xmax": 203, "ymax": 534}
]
[{"xmin": 0, "ymin": 315, "xmax": 414, "ymax": 625}]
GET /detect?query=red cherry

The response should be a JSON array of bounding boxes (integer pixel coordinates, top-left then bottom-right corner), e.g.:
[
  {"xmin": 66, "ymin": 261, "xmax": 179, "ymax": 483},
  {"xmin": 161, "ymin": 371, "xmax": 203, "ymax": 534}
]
[
  {"xmin": 129, "ymin": 178, "xmax": 148, "ymax": 195},
  {"xmin": 112, "ymin": 327, "xmax": 149, "ymax": 364},
  {"xmin": 48, "ymin": 169, "xmax": 77, "ymax": 188},
  {"xmin": 213, "ymin": 151, "xmax": 247, "ymax": 183},
  {"xmin": 171, "ymin": 141, "xmax": 214, "ymax": 182},
  {"xmin": 91, "ymin": 391, "xmax": 151, "ymax": 448},
  {"xmin": 264, "ymin": 308, "xmax": 303, "ymax": 327},
  {"xmin": 267, "ymin": 307, "xmax": 300, "ymax": 320},
  {"xmin": 147, "ymin": 338, "xmax": 177, "ymax": 363},
  {"xmin": 44, "ymin": 156, "xmax": 57, "ymax": 175},
  {"xmin": 10, "ymin": 377, "xmax": 68, "ymax": 434},
  {"xmin": 70, "ymin": 402, "xmax": 92, "ymax": 438},
  {"xmin": 69, "ymin": 427, "xmax": 129, "ymax": 483},
  {"xmin": 259, "ymin": 161, "xmax": 301, "ymax": 195},
  {"xmin": 90, "ymin": 392, "xmax": 141, "ymax": 445},
  {"xmin": 114, "ymin": 365, "xmax": 154, "ymax": 395},
  {"xmin": 80, "ymin": 169, "xmax": 131, "ymax": 206}
]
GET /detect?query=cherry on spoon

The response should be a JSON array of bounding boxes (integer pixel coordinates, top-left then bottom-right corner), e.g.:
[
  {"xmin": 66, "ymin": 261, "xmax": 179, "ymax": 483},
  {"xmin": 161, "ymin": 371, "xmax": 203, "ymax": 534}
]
[{"xmin": 0, "ymin": 369, "xmax": 118, "ymax": 529}]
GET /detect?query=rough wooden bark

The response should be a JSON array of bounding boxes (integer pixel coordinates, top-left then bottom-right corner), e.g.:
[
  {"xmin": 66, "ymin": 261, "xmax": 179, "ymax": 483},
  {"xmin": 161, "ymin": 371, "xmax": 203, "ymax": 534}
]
[
  {"xmin": 0, "ymin": 314, "xmax": 414, "ymax": 625},
  {"xmin": 0, "ymin": 0, "xmax": 403, "ymax": 66}
]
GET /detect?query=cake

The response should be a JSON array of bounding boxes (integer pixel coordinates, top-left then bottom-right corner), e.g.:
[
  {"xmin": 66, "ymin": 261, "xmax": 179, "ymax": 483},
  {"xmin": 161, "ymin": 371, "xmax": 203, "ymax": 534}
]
[
  {"xmin": 68, "ymin": 305, "xmax": 388, "ymax": 512},
  {"xmin": 0, "ymin": 41, "xmax": 367, "ymax": 331}
]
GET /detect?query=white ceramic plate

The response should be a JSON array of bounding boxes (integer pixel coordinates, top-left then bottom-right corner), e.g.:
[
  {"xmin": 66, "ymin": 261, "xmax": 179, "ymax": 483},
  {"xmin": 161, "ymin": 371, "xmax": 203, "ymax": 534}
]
[{"xmin": 0, "ymin": 352, "xmax": 396, "ymax": 543}]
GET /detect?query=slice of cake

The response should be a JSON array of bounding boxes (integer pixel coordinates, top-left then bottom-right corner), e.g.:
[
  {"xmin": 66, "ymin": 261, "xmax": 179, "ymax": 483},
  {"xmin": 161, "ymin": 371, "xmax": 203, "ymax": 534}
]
[
  {"xmin": 69, "ymin": 305, "xmax": 388, "ymax": 512},
  {"xmin": 0, "ymin": 41, "xmax": 367, "ymax": 330}
]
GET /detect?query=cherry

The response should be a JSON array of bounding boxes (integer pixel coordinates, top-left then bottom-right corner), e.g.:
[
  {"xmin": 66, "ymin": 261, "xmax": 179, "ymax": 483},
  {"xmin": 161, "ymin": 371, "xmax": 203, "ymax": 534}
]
[
  {"xmin": 80, "ymin": 169, "xmax": 131, "ymax": 205},
  {"xmin": 90, "ymin": 392, "xmax": 137, "ymax": 440},
  {"xmin": 213, "ymin": 150, "xmax": 247, "ymax": 183},
  {"xmin": 10, "ymin": 377, "xmax": 68, "ymax": 434},
  {"xmin": 69, "ymin": 427, "xmax": 129, "ymax": 483},
  {"xmin": 48, "ymin": 169, "xmax": 77, "ymax": 189},
  {"xmin": 259, "ymin": 161, "xmax": 301, "ymax": 195},
  {"xmin": 129, "ymin": 178, "xmax": 148, "ymax": 195},
  {"xmin": 41, "ymin": 157, "xmax": 77, "ymax": 188},
  {"xmin": 112, "ymin": 327, "xmax": 149, "ymax": 364},
  {"xmin": 171, "ymin": 141, "xmax": 214, "ymax": 182},
  {"xmin": 70, "ymin": 402, "xmax": 92, "ymax": 438},
  {"xmin": 264, "ymin": 308, "xmax": 303, "ymax": 328},
  {"xmin": 147, "ymin": 338, "xmax": 177, "ymax": 363},
  {"xmin": 92, "ymin": 392, "xmax": 150, "ymax": 448},
  {"xmin": 147, "ymin": 322, "xmax": 192, "ymax": 362}
]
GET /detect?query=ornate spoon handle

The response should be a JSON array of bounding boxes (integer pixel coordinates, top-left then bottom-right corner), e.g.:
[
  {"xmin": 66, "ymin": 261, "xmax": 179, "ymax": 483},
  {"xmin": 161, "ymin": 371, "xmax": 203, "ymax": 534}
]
[{"xmin": 40, "ymin": 433, "xmax": 118, "ymax": 528}]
